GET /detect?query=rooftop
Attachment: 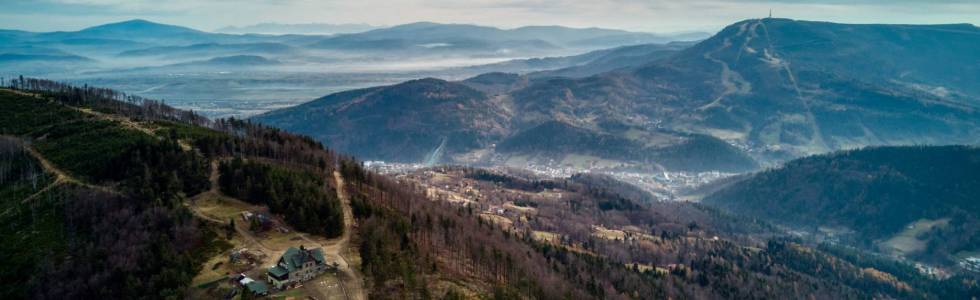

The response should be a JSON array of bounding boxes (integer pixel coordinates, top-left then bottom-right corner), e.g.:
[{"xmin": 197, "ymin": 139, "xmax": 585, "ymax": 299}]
[
  {"xmin": 246, "ymin": 281, "xmax": 269, "ymax": 294},
  {"xmin": 269, "ymin": 246, "xmax": 327, "ymax": 275},
  {"xmin": 268, "ymin": 265, "xmax": 288, "ymax": 278}
]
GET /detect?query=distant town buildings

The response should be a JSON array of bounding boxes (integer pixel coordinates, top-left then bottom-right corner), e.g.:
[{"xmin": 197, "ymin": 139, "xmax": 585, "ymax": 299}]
[
  {"xmin": 959, "ymin": 257, "xmax": 980, "ymax": 272},
  {"xmin": 364, "ymin": 161, "xmax": 738, "ymax": 203}
]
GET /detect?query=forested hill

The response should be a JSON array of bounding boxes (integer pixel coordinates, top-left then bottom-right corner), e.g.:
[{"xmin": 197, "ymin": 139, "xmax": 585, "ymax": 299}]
[
  {"xmin": 4, "ymin": 79, "xmax": 980, "ymax": 299},
  {"xmin": 704, "ymin": 146, "xmax": 980, "ymax": 265},
  {"xmin": 0, "ymin": 78, "xmax": 638, "ymax": 299},
  {"xmin": 0, "ymin": 78, "xmax": 349, "ymax": 299}
]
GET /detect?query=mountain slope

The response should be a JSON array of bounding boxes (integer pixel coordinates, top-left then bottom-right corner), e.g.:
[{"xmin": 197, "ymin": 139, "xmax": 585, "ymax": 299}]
[
  {"xmin": 496, "ymin": 121, "xmax": 757, "ymax": 172},
  {"xmin": 378, "ymin": 165, "xmax": 980, "ymax": 299},
  {"xmin": 38, "ymin": 19, "xmax": 220, "ymax": 44},
  {"xmin": 308, "ymin": 22, "xmax": 698, "ymax": 56},
  {"xmin": 531, "ymin": 41, "xmax": 695, "ymax": 78},
  {"xmin": 0, "ymin": 80, "xmax": 773, "ymax": 299},
  {"xmin": 0, "ymin": 85, "xmax": 220, "ymax": 299},
  {"xmin": 0, "ymin": 78, "xmax": 367, "ymax": 299},
  {"xmin": 254, "ymin": 78, "xmax": 511, "ymax": 162},
  {"xmin": 513, "ymin": 18, "xmax": 980, "ymax": 160},
  {"xmin": 257, "ymin": 18, "xmax": 980, "ymax": 169},
  {"xmin": 704, "ymin": 145, "xmax": 980, "ymax": 265},
  {"xmin": 318, "ymin": 22, "xmax": 685, "ymax": 48},
  {"xmin": 253, "ymin": 77, "xmax": 757, "ymax": 171},
  {"xmin": 216, "ymin": 22, "xmax": 380, "ymax": 35},
  {"xmin": 461, "ymin": 41, "xmax": 694, "ymax": 77},
  {"xmin": 0, "ymin": 53, "xmax": 92, "ymax": 63},
  {"xmin": 7, "ymin": 79, "xmax": 980, "ymax": 299}
]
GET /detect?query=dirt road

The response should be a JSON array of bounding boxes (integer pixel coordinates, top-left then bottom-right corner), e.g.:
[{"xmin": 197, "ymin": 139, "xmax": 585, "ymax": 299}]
[
  {"xmin": 20, "ymin": 143, "xmax": 117, "ymax": 203},
  {"xmin": 329, "ymin": 170, "xmax": 365, "ymax": 300},
  {"xmin": 185, "ymin": 162, "xmax": 366, "ymax": 299}
]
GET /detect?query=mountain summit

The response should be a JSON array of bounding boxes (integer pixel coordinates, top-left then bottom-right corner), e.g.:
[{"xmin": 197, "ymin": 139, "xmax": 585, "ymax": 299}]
[
  {"xmin": 75, "ymin": 19, "xmax": 205, "ymax": 37},
  {"xmin": 255, "ymin": 18, "xmax": 980, "ymax": 168},
  {"xmin": 34, "ymin": 19, "xmax": 219, "ymax": 44}
]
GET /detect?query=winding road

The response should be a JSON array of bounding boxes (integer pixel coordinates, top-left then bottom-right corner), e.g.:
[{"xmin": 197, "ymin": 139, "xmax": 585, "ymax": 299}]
[
  {"xmin": 186, "ymin": 161, "xmax": 365, "ymax": 299},
  {"xmin": 325, "ymin": 170, "xmax": 365, "ymax": 300}
]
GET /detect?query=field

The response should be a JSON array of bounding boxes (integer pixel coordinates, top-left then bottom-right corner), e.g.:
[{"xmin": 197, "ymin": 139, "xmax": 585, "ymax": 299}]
[
  {"xmin": 879, "ymin": 218, "xmax": 950, "ymax": 257},
  {"xmin": 532, "ymin": 230, "xmax": 562, "ymax": 244},
  {"xmin": 560, "ymin": 154, "xmax": 622, "ymax": 169},
  {"xmin": 592, "ymin": 225, "xmax": 628, "ymax": 240},
  {"xmin": 56, "ymin": 69, "xmax": 463, "ymax": 118}
]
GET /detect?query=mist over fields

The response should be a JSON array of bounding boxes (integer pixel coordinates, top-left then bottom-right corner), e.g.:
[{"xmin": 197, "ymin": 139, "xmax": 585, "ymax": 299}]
[{"xmin": 0, "ymin": 19, "xmax": 706, "ymax": 118}]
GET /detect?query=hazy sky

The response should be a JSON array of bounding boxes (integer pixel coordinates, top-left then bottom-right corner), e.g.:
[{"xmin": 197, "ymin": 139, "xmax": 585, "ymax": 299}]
[{"xmin": 2, "ymin": 0, "xmax": 978, "ymax": 33}]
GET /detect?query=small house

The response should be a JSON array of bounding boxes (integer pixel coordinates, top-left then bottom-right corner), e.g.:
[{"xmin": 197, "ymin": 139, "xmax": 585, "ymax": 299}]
[
  {"xmin": 267, "ymin": 246, "xmax": 333, "ymax": 289},
  {"xmin": 245, "ymin": 281, "xmax": 269, "ymax": 296},
  {"xmin": 238, "ymin": 274, "xmax": 270, "ymax": 296}
]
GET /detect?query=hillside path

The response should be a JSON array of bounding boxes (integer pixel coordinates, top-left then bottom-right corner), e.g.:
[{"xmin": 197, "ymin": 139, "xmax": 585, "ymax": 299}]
[
  {"xmin": 19, "ymin": 142, "xmax": 117, "ymax": 203},
  {"xmin": 329, "ymin": 170, "xmax": 366, "ymax": 300}
]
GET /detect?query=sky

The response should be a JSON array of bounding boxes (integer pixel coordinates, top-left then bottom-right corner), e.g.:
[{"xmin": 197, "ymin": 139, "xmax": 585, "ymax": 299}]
[{"xmin": 2, "ymin": 0, "xmax": 978, "ymax": 33}]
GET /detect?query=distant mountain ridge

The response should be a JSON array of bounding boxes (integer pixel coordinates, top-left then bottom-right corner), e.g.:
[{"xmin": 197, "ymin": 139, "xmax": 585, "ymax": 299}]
[
  {"xmin": 0, "ymin": 19, "xmax": 703, "ymax": 78},
  {"xmin": 460, "ymin": 41, "xmax": 696, "ymax": 77},
  {"xmin": 38, "ymin": 19, "xmax": 221, "ymax": 44},
  {"xmin": 216, "ymin": 22, "xmax": 380, "ymax": 35},
  {"xmin": 0, "ymin": 53, "xmax": 92, "ymax": 63},
  {"xmin": 312, "ymin": 22, "xmax": 705, "ymax": 53},
  {"xmin": 76, "ymin": 19, "xmax": 203, "ymax": 35},
  {"xmin": 255, "ymin": 18, "xmax": 980, "ymax": 170}
]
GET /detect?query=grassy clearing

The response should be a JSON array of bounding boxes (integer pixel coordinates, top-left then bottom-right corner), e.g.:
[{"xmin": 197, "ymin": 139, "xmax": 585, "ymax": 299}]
[
  {"xmin": 479, "ymin": 213, "xmax": 514, "ymax": 229},
  {"xmin": 880, "ymin": 218, "xmax": 950, "ymax": 256},
  {"xmin": 625, "ymin": 263, "xmax": 655, "ymax": 273},
  {"xmin": 270, "ymin": 287, "xmax": 308, "ymax": 299},
  {"xmin": 503, "ymin": 201, "xmax": 537, "ymax": 214},
  {"xmin": 192, "ymin": 195, "xmax": 257, "ymax": 222},
  {"xmin": 592, "ymin": 225, "xmax": 627, "ymax": 240},
  {"xmin": 532, "ymin": 230, "xmax": 561, "ymax": 244},
  {"xmin": 190, "ymin": 232, "xmax": 244, "ymax": 288}
]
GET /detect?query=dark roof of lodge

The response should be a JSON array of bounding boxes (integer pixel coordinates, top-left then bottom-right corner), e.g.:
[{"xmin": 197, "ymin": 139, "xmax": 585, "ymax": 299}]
[
  {"xmin": 246, "ymin": 281, "xmax": 269, "ymax": 294},
  {"xmin": 267, "ymin": 246, "xmax": 326, "ymax": 277},
  {"xmin": 268, "ymin": 266, "xmax": 288, "ymax": 279}
]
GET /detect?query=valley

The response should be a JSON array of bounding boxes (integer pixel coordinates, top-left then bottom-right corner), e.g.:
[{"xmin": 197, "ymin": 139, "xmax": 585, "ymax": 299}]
[
  {"xmin": 2, "ymin": 6, "xmax": 980, "ymax": 299},
  {"xmin": 256, "ymin": 18, "xmax": 980, "ymax": 174},
  {"xmin": 365, "ymin": 161, "xmax": 737, "ymax": 202},
  {"xmin": 3, "ymin": 63, "xmax": 980, "ymax": 300}
]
